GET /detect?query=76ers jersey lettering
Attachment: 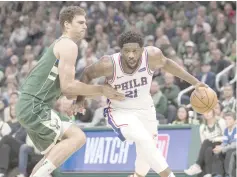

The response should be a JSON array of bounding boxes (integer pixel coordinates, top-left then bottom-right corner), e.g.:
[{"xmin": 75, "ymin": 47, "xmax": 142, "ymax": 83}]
[{"xmin": 107, "ymin": 48, "xmax": 154, "ymax": 110}]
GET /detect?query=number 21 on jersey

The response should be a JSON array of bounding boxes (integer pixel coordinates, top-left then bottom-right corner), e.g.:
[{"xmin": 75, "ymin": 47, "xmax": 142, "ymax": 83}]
[{"xmin": 125, "ymin": 89, "xmax": 138, "ymax": 98}]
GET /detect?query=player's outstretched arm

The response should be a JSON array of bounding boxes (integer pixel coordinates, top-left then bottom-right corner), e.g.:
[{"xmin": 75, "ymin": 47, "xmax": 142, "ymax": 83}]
[
  {"xmin": 147, "ymin": 46, "xmax": 204, "ymax": 87},
  {"xmin": 56, "ymin": 39, "xmax": 109, "ymax": 97}
]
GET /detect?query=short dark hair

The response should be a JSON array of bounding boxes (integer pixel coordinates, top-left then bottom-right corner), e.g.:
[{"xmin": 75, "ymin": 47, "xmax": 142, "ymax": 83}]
[
  {"xmin": 118, "ymin": 31, "xmax": 144, "ymax": 48},
  {"xmin": 224, "ymin": 111, "xmax": 236, "ymax": 120},
  {"xmin": 59, "ymin": 6, "xmax": 86, "ymax": 31}
]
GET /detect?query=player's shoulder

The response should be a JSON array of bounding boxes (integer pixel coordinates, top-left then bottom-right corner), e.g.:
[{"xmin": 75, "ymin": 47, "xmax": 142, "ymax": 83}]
[
  {"xmin": 145, "ymin": 46, "xmax": 163, "ymax": 57},
  {"xmin": 54, "ymin": 37, "xmax": 78, "ymax": 51},
  {"xmin": 53, "ymin": 37, "xmax": 78, "ymax": 58}
]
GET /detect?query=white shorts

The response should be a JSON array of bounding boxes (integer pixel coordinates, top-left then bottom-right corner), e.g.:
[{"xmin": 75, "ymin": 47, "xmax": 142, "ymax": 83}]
[{"xmin": 106, "ymin": 107, "xmax": 158, "ymax": 142}]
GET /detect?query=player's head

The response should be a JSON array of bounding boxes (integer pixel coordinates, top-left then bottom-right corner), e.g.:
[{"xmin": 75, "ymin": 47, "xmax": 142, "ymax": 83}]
[
  {"xmin": 118, "ymin": 31, "xmax": 144, "ymax": 69},
  {"xmin": 59, "ymin": 6, "xmax": 87, "ymax": 40}
]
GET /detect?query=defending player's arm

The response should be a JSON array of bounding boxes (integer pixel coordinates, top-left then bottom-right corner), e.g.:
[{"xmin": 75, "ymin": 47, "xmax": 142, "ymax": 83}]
[
  {"xmin": 147, "ymin": 46, "xmax": 204, "ymax": 87},
  {"xmin": 56, "ymin": 39, "xmax": 123, "ymax": 99}
]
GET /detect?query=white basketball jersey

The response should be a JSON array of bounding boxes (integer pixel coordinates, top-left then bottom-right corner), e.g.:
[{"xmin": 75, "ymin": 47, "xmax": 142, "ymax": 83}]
[{"xmin": 107, "ymin": 48, "xmax": 154, "ymax": 110}]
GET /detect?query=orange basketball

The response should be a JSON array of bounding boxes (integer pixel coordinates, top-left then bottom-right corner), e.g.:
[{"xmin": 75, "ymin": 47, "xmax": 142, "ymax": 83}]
[{"xmin": 190, "ymin": 87, "xmax": 218, "ymax": 114}]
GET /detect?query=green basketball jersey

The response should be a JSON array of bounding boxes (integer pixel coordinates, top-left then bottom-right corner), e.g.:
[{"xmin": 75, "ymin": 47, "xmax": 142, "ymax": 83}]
[{"xmin": 20, "ymin": 42, "xmax": 61, "ymax": 107}]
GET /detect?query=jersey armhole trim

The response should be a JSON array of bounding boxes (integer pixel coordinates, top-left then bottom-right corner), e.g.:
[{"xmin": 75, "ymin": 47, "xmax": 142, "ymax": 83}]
[
  {"xmin": 145, "ymin": 49, "xmax": 154, "ymax": 76},
  {"xmin": 106, "ymin": 55, "xmax": 116, "ymax": 84}
]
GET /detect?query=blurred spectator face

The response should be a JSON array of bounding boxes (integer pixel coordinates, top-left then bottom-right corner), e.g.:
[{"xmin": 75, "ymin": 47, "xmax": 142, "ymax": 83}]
[
  {"xmin": 145, "ymin": 13, "xmax": 156, "ymax": 24},
  {"xmin": 197, "ymin": 24, "xmax": 204, "ymax": 33},
  {"xmin": 9, "ymin": 92, "xmax": 19, "ymax": 105},
  {"xmin": 176, "ymin": 27, "xmax": 183, "ymax": 36},
  {"xmin": 165, "ymin": 18, "xmax": 173, "ymax": 28},
  {"xmin": 7, "ymin": 83, "xmax": 17, "ymax": 95},
  {"xmin": 155, "ymin": 27, "xmax": 164, "ymax": 38},
  {"xmin": 210, "ymin": 1, "xmax": 217, "ymax": 10},
  {"xmin": 211, "ymin": 49, "xmax": 221, "ymax": 61},
  {"xmin": 95, "ymin": 24, "xmax": 103, "ymax": 34},
  {"xmin": 181, "ymin": 31, "xmax": 190, "ymax": 42},
  {"xmin": 217, "ymin": 13, "xmax": 225, "ymax": 23},
  {"xmin": 224, "ymin": 114, "xmax": 236, "ymax": 128},
  {"xmin": 198, "ymin": 6, "xmax": 206, "ymax": 17},
  {"xmin": 164, "ymin": 73, "xmax": 174, "ymax": 85},
  {"xmin": 201, "ymin": 64, "xmax": 211, "ymax": 73},
  {"xmin": 196, "ymin": 15, "xmax": 204, "ymax": 25},
  {"xmin": 112, "ymin": 22, "xmax": 121, "ymax": 33},
  {"xmin": 216, "ymin": 23, "xmax": 226, "ymax": 33},
  {"xmin": 147, "ymin": 38, "xmax": 154, "ymax": 46},
  {"xmin": 205, "ymin": 32, "xmax": 212, "ymax": 42},
  {"xmin": 208, "ymin": 42, "xmax": 218, "ymax": 51},
  {"xmin": 186, "ymin": 46, "xmax": 194, "ymax": 54},
  {"xmin": 223, "ymin": 85, "xmax": 233, "ymax": 99},
  {"xmin": 203, "ymin": 110, "xmax": 215, "ymax": 120},
  {"xmin": 224, "ymin": 3, "xmax": 233, "ymax": 15},
  {"xmin": 10, "ymin": 55, "xmax": 19, "ymax": 65},
  {"xmin": 6, "ymin": 47, "xmax": 13, "ymax": 57},
  {"xmin": 177, "ymin": 107, "xmax": 188, "ymax": 121},
  {"xmin": 214, "ymin": 102, "xmax": 222, "ymax": 116},
  {"xmin": 24, "ymin": 45, "xmax": 32, "ymax": 55},
  {"xmin": 150, "ymin": 81, "xmax": 159, "ymax": 95},
  {"xmin": 85, "ymin": 46, "xmax": 94, "ymax": 57}
]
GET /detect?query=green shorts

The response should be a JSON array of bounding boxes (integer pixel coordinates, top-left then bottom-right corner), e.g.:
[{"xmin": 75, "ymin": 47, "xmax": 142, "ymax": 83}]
[{"xmin": 16, "ymin": 95, "xmax": 73, "ymax": 154}]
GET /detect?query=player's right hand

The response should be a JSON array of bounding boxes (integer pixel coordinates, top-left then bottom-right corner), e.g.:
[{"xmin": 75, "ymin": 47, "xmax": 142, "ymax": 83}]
[{"xmin": 101, "ymin": 85, "xmax": 125, "ymax": 101}]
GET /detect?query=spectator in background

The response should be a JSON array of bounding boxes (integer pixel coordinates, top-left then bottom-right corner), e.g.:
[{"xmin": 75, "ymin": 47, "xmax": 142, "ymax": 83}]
[
  {"xmin": 75, "ymin": 100, "xmax": 93, "ymax": 123},
  {"xmin": 76, "ymin": 45, "xmax": 98, "ymax": 77},
  {"xmin": 4, "ymin": 55, "xmax": 19, "ymax": 79},
  {"xmin": 161, "ymin": 73, "xmax": 180, "ymax": 123},
  {"xmin": 0, "ymin": 105, "xmax": 26, "ymax": 177},
  {"xmin": 150, "ymin": 80, "xmax": 168, "ymax": 123},
  {"xmin": 192, "ymin": 15, "xmax": 211, "ymax": 35},
  {"xmin": 196, "ymin": 62, "xmax": 216, "ymax": 91},
  {"xmin": 181, "ymin": 41, "xmax": 199, "ymax": 74},
  {"xmin": 172, "ymin": 106, "xmax": 189, "ymax": 125},
  {"xmin": 210, "ymin": 49, "xmax": 230, "ymax": 86},
  {"xmin": 221, "ymin": 85, "xmax": 236, "ymax": 113},
  {"xmin": 184, "ymin": 110, "xmax": 226, "ymax": 177},
  {"xmin": 84, "ymin": 97, "xmax": 107, "ymax": 127},
  {"xmin": 214, "ymin": 101, "xmax": 224, "ymax": 118},
  {"xmin": 213, "ymin": 112, "xmax": 236, "ymax": 177},
  {"xmin": 3, "ymin": 92, "xmax": 19, "ymax": 122},
  {"xmin": 177, "ymin": 30, "xmax": 190, "ymax": 58},
  {"xmin": 17, "ymin": 135, "xmax": 42, "ymax": 177}
]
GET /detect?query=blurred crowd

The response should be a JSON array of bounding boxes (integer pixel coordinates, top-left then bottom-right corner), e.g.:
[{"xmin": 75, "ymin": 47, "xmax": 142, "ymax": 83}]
[{"xmin": 0, "ymin": 1, "xmax": 236, "ymax": 177}]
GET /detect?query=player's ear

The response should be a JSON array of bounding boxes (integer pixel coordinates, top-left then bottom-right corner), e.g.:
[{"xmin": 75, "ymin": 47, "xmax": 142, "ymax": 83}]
[{"xmin": 64, "ymin": 21, "xmax": 70, "ymax": 30}]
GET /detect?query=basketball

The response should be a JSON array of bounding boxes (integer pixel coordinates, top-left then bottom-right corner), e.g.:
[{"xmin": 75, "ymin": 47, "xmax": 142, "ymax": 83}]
[{"xmin": 190, "ymin": 87, "xmax": 218, "ymax": 114}]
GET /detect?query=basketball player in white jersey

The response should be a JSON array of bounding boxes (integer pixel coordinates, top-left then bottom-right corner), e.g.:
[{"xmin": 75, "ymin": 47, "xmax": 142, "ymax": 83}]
[{"xmin": 77, "ymin": 31, "xmax": 207, "ymax": 177}]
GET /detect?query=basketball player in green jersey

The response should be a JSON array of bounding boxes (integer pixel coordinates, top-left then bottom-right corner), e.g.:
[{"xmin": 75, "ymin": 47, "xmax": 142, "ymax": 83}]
[{"xmin": 15, "ymin": 6, "xmax": 124, "ymax": 177}]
